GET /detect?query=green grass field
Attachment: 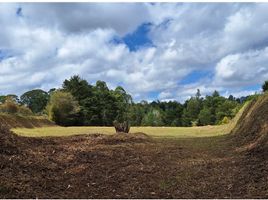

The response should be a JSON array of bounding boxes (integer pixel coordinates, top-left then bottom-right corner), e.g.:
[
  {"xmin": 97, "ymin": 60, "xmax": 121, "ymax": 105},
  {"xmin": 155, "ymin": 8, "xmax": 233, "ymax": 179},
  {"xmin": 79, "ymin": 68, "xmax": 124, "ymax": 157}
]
[
  {"xmin": 13, "ymin": 124, "xmax": 232, "ymax": 138},
  {"xmin": 13, "ymin": 102, "xmax": 248, "ymax": 138}
]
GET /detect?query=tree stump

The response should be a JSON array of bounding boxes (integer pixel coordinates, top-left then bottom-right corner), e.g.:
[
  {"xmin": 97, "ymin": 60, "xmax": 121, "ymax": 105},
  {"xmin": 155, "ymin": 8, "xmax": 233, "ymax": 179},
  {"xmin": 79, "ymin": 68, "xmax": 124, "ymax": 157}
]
[{"xmin": 113, "ymin": 120, "xmax": 130, "ymax": 133}]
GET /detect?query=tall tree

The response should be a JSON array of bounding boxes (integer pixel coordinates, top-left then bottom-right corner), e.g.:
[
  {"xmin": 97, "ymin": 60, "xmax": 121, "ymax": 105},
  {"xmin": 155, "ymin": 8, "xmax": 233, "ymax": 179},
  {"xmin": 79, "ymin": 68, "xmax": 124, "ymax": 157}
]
[
  {"xmin": 62, "ymin": 75, "xmax": 92, "ymax": 102},
  {"xmin": 81, "ymin": 80, "xmax": 118, "ymax": 126},
  {"xmin": 196, "ymin": 89, "xmax": 201, "ymax": 99},
  {"xmin": 198, "ymin": 107, "xmax": 212, "ymax": 125},
  {"xmin": 212, "ymin": 90, "xmax": 220, "ymax": 97},
  {"xmin": 20, "ymin": 89, "xmax": 49, "ymax": 113},
  {"xmin": 182, "ymin": 97, "xmax": 201, "ymax": 126},
  {"xmin": 161, "ymin": 101, "xmax": 183, "ymax": 126},
  {"xmin": 129, "ymin": 104, "xmax": 145, "ymax": 126},
  {"xmin": 93, "ymin": 81, "xmax": 117, "ymax": 125},
  {"xmin": 142, "ymin": 108, "xmax": 164, "ymax": 126}
]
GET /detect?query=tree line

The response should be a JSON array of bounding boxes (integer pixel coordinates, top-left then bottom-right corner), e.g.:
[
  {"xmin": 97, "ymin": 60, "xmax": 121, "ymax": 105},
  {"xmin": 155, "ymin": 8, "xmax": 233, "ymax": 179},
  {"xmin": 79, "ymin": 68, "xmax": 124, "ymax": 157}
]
[{"xmin": 0, "ymin": 75, "xmax": 264, "ymax": 127}]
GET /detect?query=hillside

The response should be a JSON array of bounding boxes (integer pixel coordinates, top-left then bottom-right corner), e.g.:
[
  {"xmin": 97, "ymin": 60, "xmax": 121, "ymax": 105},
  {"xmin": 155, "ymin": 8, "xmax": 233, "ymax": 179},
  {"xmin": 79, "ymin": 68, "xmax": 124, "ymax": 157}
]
[
  {"xmin": 231, "ymin": 93, "xmax": 268, "ymax": 153},
  {"xmin": 0, "ymin": 114, "xmax": 54, "ymax": 129}
]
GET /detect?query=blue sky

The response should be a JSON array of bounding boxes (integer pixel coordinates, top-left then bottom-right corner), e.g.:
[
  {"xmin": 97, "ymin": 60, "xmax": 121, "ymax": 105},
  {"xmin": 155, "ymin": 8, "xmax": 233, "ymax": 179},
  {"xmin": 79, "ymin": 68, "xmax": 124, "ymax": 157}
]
[
  {"xmin": 123, "ymin": 23, "xmax": 154, "ymax": 51},
  {"xmin": 0, "ymin": 3, "xmax": 267, "ymax": 102}
]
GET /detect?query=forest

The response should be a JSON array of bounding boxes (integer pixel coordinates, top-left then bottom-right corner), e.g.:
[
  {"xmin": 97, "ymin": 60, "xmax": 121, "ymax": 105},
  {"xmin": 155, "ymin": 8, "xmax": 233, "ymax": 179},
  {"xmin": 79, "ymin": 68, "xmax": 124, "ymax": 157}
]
[{"xmin": 0, "ymin": 75, "xmax": 258, "ymax": 127}]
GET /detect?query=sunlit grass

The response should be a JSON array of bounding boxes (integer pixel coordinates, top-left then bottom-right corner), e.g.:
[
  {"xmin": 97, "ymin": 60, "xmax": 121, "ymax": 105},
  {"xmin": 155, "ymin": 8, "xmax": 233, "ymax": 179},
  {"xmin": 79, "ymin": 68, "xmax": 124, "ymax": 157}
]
[
  {"xmin": 13, "ymin": 101, "xmax": 249, "ymax": 139},
  {"xmin": 13, "ymin": 125, "xmax": 230, "ymax": 138}
]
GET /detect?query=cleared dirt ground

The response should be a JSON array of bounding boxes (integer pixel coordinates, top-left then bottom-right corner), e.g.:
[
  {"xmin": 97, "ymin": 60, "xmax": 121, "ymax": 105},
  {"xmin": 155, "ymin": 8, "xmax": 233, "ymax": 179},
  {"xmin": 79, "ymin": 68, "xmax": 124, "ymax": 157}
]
[{"xmin": 0, "ymin": 131, "xmax": 267, "ymax": 199}]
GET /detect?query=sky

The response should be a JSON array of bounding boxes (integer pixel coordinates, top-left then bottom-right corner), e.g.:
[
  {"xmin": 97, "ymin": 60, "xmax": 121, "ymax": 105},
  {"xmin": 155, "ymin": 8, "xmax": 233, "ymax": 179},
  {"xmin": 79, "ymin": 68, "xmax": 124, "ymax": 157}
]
[{"xmin": 0, "ymin": 3, "xmax": 267, "ymax": 102}]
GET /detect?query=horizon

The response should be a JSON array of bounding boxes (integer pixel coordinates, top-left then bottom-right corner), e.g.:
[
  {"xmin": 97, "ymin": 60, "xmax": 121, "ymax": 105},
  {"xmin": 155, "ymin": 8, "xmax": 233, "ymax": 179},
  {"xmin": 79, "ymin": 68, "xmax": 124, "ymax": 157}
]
[
  {"xmin": 0, "ymin": 76, "xmax": 261, "ymax": 104},
  {"xmin": 0, "ymin": 3, "xmax": 267, "ymax": 102}
]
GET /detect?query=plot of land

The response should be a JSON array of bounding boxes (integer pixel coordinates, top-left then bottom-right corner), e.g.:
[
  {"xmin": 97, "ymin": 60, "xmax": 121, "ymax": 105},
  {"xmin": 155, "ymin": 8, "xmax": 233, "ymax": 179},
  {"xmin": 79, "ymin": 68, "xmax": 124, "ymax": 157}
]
[
  {"xmin": 13, "ymin": 125, "xmax": 231, "ymax": 138},
  {"xmin": 0, "ymin": 124, "xmax": 267, "ymax": 198}
]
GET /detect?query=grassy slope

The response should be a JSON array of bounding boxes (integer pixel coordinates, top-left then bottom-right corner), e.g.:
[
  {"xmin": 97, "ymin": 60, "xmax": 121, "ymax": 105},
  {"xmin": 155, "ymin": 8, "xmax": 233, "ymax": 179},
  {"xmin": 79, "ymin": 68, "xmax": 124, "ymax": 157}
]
[
  {"xmin": 230, "ymin": 93, "xmax": 268, "ymax": 152},
  {"xmin": 13, "ymin": 102, "xmax": 249, "ymax": 138},
  {"xmin": 0, "ymin": 113, "xmax": 54, "ymax": 128}
]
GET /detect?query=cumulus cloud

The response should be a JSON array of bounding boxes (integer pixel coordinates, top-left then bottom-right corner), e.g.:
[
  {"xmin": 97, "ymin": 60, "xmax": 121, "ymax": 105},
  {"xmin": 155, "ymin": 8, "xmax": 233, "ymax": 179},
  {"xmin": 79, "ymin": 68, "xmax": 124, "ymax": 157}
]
[
  {"xmin": 222, "ymin": 3, "xmax": 268, "ymax": 53},
  {"xmin": 0, "ymin": 3, "xmax": 268, "ymax": 101},
  {"xmin": 19, "ymin": 3, "xmax": 151, "ymax": 36},
  {"xmin": 214, "ymin": 47, "xmax": 268, "ymax": 87}
]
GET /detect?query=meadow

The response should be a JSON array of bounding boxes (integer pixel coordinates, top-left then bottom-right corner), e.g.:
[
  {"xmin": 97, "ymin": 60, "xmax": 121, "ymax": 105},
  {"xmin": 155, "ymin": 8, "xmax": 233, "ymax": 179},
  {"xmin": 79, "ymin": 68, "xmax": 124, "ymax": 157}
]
[
  {"xmin": 13, "ymin": 99, "xmax": 247, "ymax": 138},
  {"xmin": 13, "ymin": 124, "xmax": 230, "ymax": 138}
]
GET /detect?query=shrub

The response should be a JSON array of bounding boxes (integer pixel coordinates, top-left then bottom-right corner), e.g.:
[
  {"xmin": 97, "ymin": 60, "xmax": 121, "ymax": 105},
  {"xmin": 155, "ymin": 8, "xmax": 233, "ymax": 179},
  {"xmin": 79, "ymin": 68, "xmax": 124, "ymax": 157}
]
[
  {"xmin": 18, "ymin": 106, "xmax": 33, "ymax": 116},
  {"xmin": 0, "ymin": 101, "xmax": 18, "ymax": 114},
  {"xmin": 0, "ymin": 99, "xmax": 33, "ymax": 116},
  {"xmin": 220, "ymin": 116, "xmax": 230, "ymax": 125},
  {"xmin": 46, "ymin": 91, "xmax": 80, "ymax": 126}
]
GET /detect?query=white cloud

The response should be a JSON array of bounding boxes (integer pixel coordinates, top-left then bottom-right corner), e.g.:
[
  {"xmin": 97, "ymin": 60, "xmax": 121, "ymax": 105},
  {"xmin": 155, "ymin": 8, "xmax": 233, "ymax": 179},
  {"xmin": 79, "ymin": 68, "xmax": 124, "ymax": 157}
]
[
  {"xmin": 20, "ymin": 3, "xmax": 151, "ymax": 36},
  {"xmin": 0, "ymin": 3, "xmax": 268, "ymax": 101},
  {"xmin": 222, "ymin": 4, "xmax": 268, "ymax": 53},
  {"xmin": 215, "ymin": 47, "xmax": 268, "ymax": 88}
]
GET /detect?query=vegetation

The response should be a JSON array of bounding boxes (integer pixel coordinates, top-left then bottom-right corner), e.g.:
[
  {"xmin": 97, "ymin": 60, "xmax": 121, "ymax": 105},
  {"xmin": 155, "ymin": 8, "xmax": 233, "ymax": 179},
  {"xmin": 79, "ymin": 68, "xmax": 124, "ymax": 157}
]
[
  {"xmin": 2, "ymin": 80, "xmax": 268, "ymax": 199},
  {"xmin": 14, "ymin": 98, "xmax": 248, "ymax": 137},
  {"xmin": 113, "ymin": 120, "xmax": 130, "ymax": 133},
  {"xmin": 0, "ymin": 96, "xmax": 33, "ymax": 116},
  {"xmin": 262, "ymin": 80, "xmax": 268, "ymax": 92},
  {"xmin": 13, "ymin": 125, "xmax": 230, "ymax": 138},
  {"xmin": 0, "ymin": 114, "xmax": 54, "ymax": 129},
  {"xmin": 46, "ymin": 91, "xmax": 80, "ymax": 126},
  {"xmin": 0, "ymin": 75, "xmax": 265, "ymax": 127},
  {"xmin": 20, "ymin": 89, "xmax": 49, "ymax": 114}
]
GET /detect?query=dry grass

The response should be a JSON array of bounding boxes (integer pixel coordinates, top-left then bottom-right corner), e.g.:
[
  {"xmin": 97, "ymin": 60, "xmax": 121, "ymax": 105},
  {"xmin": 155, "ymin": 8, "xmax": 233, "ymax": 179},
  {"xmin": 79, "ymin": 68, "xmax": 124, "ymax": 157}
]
[
  {"xmin": 13, "ymin": 102, "xmax": 248, "ymax": 138},
  {"xmin": 0, "ymin": 113, "xmax": 54, "ymax": 129},
  {"xmin": 13, "ymin": 125, "xmax": 230, "ymax": 138}
]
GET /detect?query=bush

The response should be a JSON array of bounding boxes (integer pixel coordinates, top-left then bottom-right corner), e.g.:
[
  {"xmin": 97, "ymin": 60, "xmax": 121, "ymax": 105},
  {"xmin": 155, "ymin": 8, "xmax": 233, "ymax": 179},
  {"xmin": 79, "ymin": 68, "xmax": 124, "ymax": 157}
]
[
  {"xmin": 220, "ymin": 116, "xmax": 230, "ymax": 125},
  {"xmin": 46, "ymin": 91, "xmax": 80, "ymax": 126},
  {"xmin": 0, "ymin": 98, "xmax": 34, "ymax": 116},
  {"xmin": 18, "ymin": 106, "xmax": 33, "ymax": 116},
  {"xmin": 0, "ymin": 101, "xmax": 18, "ymax": 114}
]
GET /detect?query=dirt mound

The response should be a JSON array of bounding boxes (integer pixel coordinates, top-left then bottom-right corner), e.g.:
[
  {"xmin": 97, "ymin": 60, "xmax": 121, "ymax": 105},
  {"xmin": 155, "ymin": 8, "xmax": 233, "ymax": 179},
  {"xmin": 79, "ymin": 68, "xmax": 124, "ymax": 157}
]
[
  {"xmin": 63, "ymin": 132, "xmax": 152, "ymax": 145},
  {"xmin": 0, "ymin": 114, "xmax": 55, "ymax": 129},
  {"xmin": 231, "ymin": 94, "xmax": 268, "ymax": 153},
  {"xmin": 99, "ymin": 132, "xmax": 151, "ymax": 145},
  {"xmin": 0, "ymin": 124, "xmax": 19, "ymax": 155}
]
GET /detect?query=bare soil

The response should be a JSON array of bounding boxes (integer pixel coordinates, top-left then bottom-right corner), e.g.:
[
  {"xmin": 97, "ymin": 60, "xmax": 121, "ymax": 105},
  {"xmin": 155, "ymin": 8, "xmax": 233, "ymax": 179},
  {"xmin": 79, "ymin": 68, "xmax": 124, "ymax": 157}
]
[{"xmin": 0, "ymin": 129, "xmax": 267, "ymax": 199}]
